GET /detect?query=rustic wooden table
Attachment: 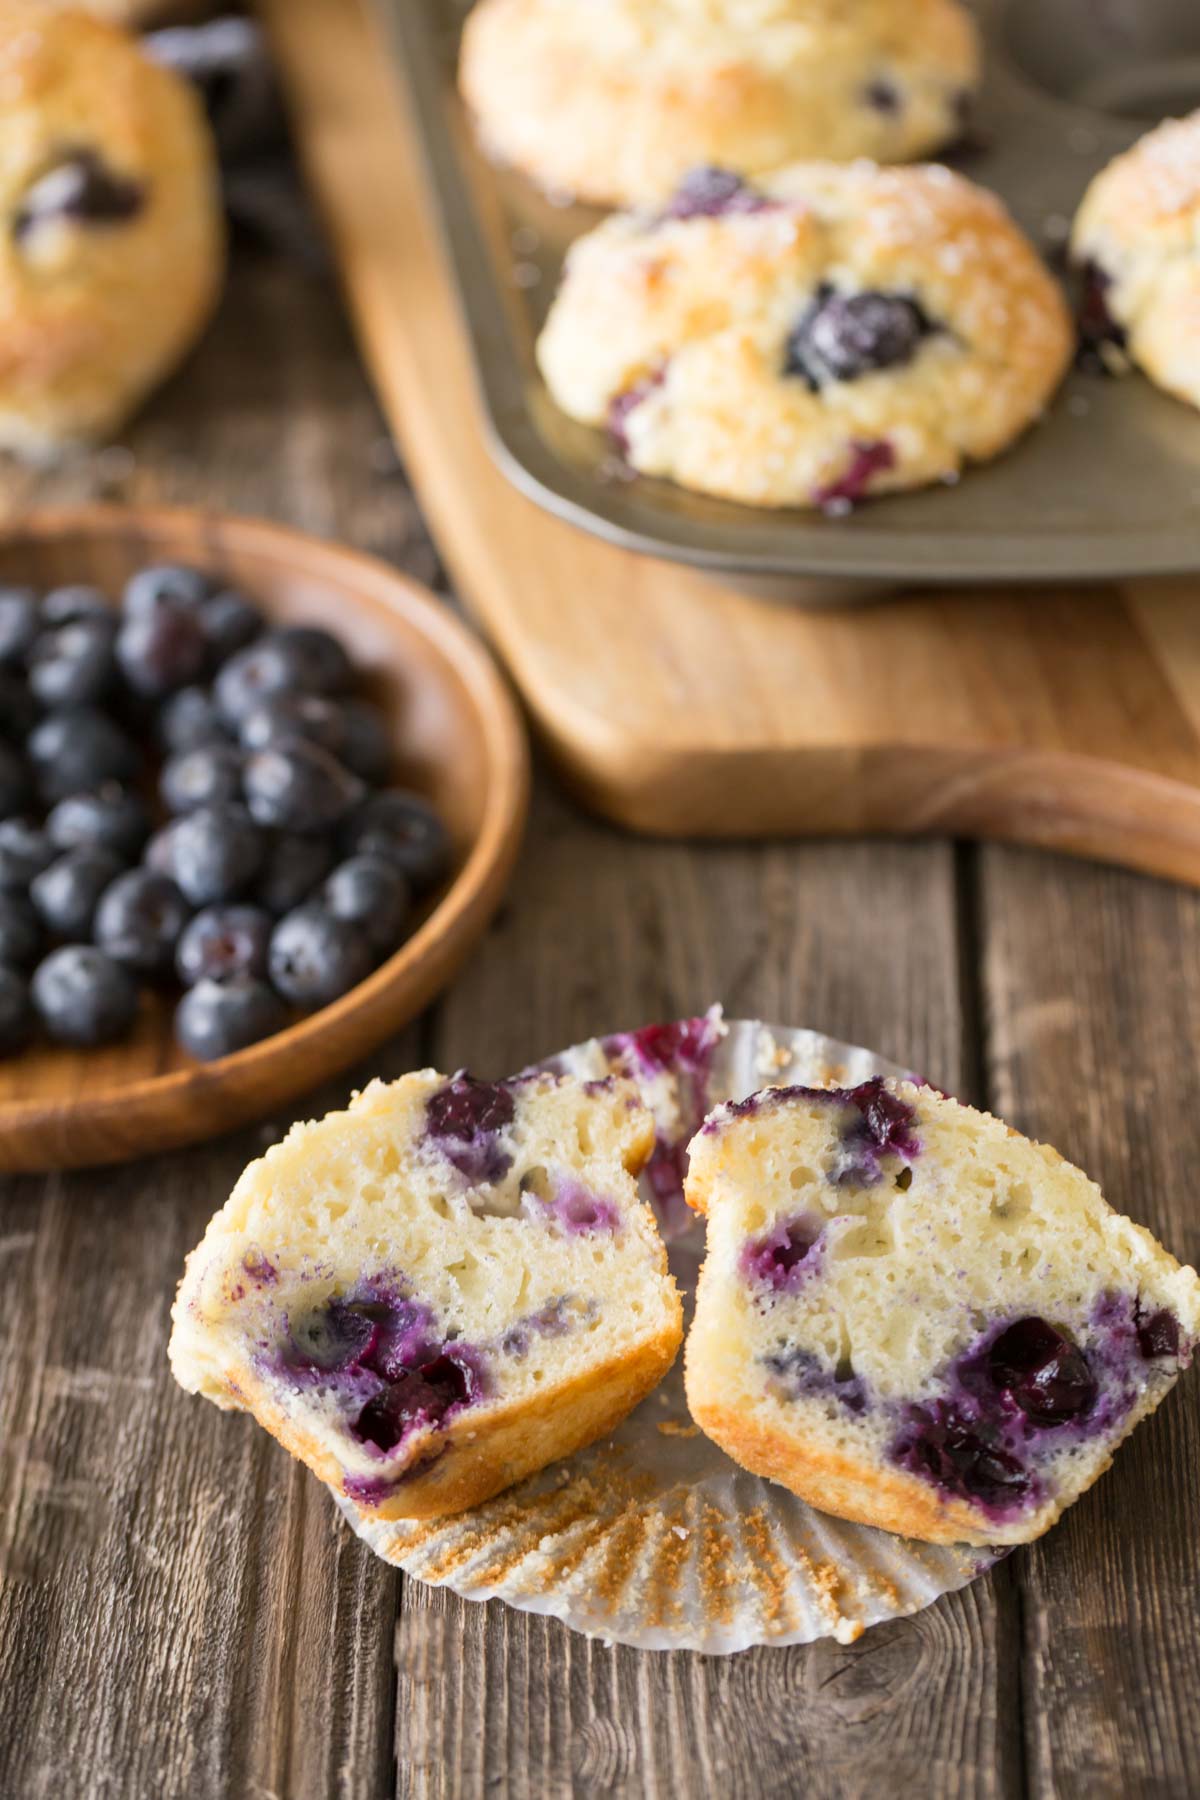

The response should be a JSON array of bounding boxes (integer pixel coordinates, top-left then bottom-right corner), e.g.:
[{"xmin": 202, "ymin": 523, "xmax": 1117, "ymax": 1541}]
[{"xmin": 1, "ymin": 230, "xmax": 1197, "ymax": 1800}]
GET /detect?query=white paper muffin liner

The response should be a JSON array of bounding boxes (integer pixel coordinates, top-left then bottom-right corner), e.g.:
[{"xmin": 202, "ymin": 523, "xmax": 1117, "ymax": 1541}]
[{"xmin": 336, "ymin": 1014, "xmax": 1002, "ymax": 1651}]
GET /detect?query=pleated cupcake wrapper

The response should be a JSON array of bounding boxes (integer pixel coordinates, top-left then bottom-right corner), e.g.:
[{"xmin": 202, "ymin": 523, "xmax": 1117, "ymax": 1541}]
[{"xmin": 335, "ymin": 1015, "xmax": 1000, "ymax": 1652}]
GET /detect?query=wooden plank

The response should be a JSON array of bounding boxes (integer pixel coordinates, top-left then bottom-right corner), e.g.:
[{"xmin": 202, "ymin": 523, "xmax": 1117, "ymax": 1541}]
[
  {"xmin": 396, "ymin": 797, "xmax": 1022, "ymax": 1800},
  {"xmin": 977, "ymin": 845, "xmax": 1200, "ymax": 1797},
  {"xmin": 0, "ymin": 254, "xmax": 418, "ymax": 1800}
]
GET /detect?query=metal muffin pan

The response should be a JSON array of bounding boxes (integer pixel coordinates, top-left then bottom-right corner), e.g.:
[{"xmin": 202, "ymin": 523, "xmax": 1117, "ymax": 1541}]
[{"xmin": 378, "ymin": 0, "xmax": 1200, "ymax": 596}]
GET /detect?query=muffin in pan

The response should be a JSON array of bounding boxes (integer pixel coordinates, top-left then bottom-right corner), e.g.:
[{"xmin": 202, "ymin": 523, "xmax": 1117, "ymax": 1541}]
[
  {"xmin": 460, "ymin": 0, "xmax": 981, "ymax": 209},
  {"xmin": 684, "ymin": 1077, "xmax": 1200, "ymax": 1548},
  {"xmin": 0, "ymin": 4, "xmax": 224, "ymax": 458},
  {"xmin": 1072, "ymin": 109, "xmax": 1200, "ymax": 410},
  {"xmin": 537, "ymin": 161, "xmax": 1073, "ymax": 512}
]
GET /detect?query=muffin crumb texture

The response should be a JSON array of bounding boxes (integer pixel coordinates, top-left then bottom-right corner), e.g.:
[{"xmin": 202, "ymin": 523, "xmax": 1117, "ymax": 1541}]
[
  {"xmin": 685, "ymin": 1077, "xmax": 1200, "ymax": 1545},
  {"xmin": 170, "ymin": 1068, "xmax": 683, "ymax": 1520}
]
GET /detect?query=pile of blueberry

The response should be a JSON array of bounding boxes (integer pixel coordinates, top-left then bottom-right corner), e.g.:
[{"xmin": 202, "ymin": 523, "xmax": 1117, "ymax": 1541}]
[{"xmin": 0, "ymin": 564, "xmax": 449, "ymax": 1063}]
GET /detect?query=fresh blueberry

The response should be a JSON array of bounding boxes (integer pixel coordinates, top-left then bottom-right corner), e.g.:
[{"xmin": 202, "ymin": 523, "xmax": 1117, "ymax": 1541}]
[
  {"xmin": 0, "ymin": 893, "xmax": 41, "ymax": 967},
  {"xmin": 158, "ymin": 686, "xmax": 229, "ymax": 754},
  {"xmin": 13, "ymin": 153, "xmax": 144, "ymax": 241},
  {"xmin": 336, "ymin": 700, "xmax": 392, "ymax": 784},
  {"xmin": 785, "ymin": 286, "xmax": 933, "ymax": 387},
  {"xmin": 151, "ymin": 803, "xmax": 264, "ymax": 908},
  {"xmin": 268, "ymin": 903, "xmax": 373, "ymax": 1006},
  {"xmin": 30, "ymin": 847, "xmax": 125, "ymax": 940},
  {"xmin": 0, "ymin": 818, "xmax": 55, "ymax": 889},
  {"xmin": 212, "ymin": 639, "xmax": 294, "ymax": 726},
  {"xmin": 0, "ymin": 743, "xmax": 30, "ymax": 816},
  {"xmin": 26, "ymin": 708, "xmax": 140, "ymax": 803},
  {"xmin": 31, "ymin": 944, "xmax": 138, "ymax": 1046},
  {"xmin": 175, "ymin": 903, "xmax": 272, "ymax": 985},
  {"xmin": 143, "ymin": 823, "xmax": 178, "ymax": 877},
  {"xmin": 238, "ymin": 693, "xmax": 391, "ymax": 786},
  {"xmin": 340, "ymin": 789, "xmax": 450, "ymax": 893},
  {"xmin": 254, "ymin": 831, "xmax": 333, "ymax": 915},
  {"xmin": 269, "ymin": 625, "xmax": 354, "ymax": 694},
  {"xmin": 46, "ymin": 785, "xmax": 150, "ymax": 859},
  {"xmin": 175, "ymin": 975, "xmax": 288, "ymax": 1061},
  {"xmin": 198, "ymin": 588, "xmax": 263, "ymax": 660},
  {"xmin": 0, "ymin": 965, "xmax": 32, "ymax": 1056},
  {"xmin": 159, "ymin": 741, "xmax": 244, "ymax": 814},
  {"xmin": 322, "ymin": 854, "xmax": 410, "ymax": 952},
  {"xmin": 0, "ymin": 671, "xmax": 37, "ymax": 743},
  {"xmin": 214, "ymin": 626, "xmax": 353, "ymax": 725},
  {"xmin": 93, "ymin": 869, "xmax": 191, "ymax": 977},
  {"xmin": 40, "ymin": 585, "xmax": 113, "ymax": 627},
  {"xmin": 985, "ymin": 1317, "xmax": 1097, "ymax": 1426},
  {"xmin": 121, "ymin": 562, "xmax": 212, "ymax": 617},
  {"xmin": 26, "ymin": 616, "xmax": 117, "ymax": 708},
  {"xmin": 662, "ymin": 166, "xmax": 771, "ymax": 221},
  {"xmin": 243, "ymin": 739, "xmax": 364, "ymax": 833},
  {"xmin": 0, "ymin": 588, "xmax": 39, "ymax": 665},
  {"xmin": 238, "ymin": 693, "xmax": 346, "ymax": 757},
  {"xmin": 116, "ymin": 603, "xmax": 209, "ymax": 697}
]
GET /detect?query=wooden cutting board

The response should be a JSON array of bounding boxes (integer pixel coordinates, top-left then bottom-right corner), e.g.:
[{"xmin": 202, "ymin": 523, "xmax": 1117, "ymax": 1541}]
[{"xmin": 264, "ymin": 0, "xmax": 1200, "ymax": 882}]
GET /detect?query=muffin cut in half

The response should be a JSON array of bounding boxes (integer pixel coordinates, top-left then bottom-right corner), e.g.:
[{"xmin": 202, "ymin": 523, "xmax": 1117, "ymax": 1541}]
[
  {"xmin": 171, "ymin": 1069, "xmax": 682, "ymax": 1519},
  {"xmin": 684, "ymin": 1078, "xmax": 1199, "ymax": 1546}
]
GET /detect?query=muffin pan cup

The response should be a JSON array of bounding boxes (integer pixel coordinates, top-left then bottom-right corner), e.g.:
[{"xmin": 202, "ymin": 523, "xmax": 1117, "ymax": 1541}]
[
  {"xmin": 377, "ymin": 0, "xmax": 1200, "ymax": 602},
  {"xmin": 337, "ymin": 1016, "xmax": 1002, "ymax": 1654}
]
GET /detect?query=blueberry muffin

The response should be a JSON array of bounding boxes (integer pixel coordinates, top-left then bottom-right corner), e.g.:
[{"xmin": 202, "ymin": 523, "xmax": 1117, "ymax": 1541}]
[
  {"xmin": 0, "ymin": 5, "xmax": 224, "ymax": 457},
  {"xmin": 1072, "ymin": 109, "xmax": 1200, "ymax": 408},
  {"xmin": 460, "ymin": 0, "xmax": 981, "ymax": 208},
  {"xmin": 171, "ymin": 1069, "xmax": 683, "ymax": 1520},
  {"xmin": 684, "ymin": 1078, "xmax": 1200, "ymax": 1547},
  {"xmin": 537, "ymin": 161, "xmax": 1073, "ymax": 511}
]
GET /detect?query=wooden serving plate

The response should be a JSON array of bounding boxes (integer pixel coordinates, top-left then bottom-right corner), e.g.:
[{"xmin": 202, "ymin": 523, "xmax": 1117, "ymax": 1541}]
[
  {"xmin": 267, "ymin": 0, "xmax": 1200, "ymax": 884},
  {"xmin": 0, "ymin": 508, "xmax": 528, "ymax": 1173}
]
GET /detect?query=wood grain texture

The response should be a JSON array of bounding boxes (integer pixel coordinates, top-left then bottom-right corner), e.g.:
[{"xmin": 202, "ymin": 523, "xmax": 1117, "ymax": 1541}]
[
  {"xmin": 0, "ymin": 509, "xmax": 527, "ymax": 1173},
  {"xmin": 264, "ymin": 0, "xmax": 1200, "ymax": 883}
]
